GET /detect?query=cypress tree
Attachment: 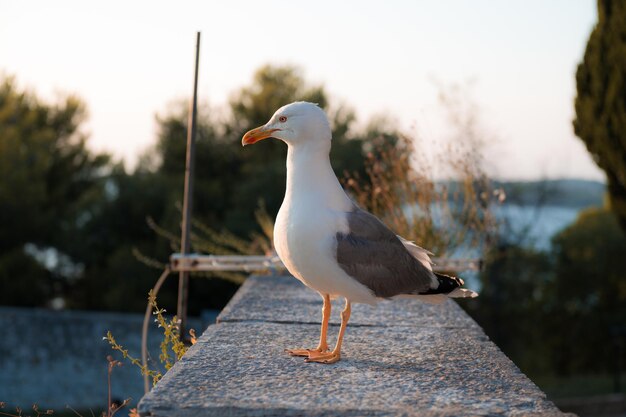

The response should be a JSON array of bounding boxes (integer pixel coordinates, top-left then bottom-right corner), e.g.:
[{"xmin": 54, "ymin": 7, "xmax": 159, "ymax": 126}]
[{"xmin": 574, "ymin": 0, "xmax": 626, "ymax": 232}]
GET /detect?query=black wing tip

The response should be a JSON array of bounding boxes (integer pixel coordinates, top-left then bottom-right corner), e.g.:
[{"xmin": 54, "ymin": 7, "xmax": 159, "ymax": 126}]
[{"xmin": 419, "ymin": 272, "xmax": 464, "ymax": 295}]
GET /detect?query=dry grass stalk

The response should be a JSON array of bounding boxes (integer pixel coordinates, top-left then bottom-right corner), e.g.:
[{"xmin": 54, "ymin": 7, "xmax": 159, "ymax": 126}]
[{"xmin": 344, "ymin": 133, "xmax": 499, "ymax": 258}]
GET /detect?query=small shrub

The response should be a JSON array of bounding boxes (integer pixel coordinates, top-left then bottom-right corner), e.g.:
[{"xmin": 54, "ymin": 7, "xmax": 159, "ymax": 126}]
[{"xmin": 105, "ymin": 290, "xmax": 195, "ymax": 386}]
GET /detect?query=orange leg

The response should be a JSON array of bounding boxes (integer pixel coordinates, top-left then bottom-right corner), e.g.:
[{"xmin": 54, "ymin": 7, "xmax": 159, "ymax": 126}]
[
  {"xmin": 286, "ymin": 293, "xmax": 331, "ymax": 357},
  {"xmin": 306, "ymin": 298, "xmax": 351, "ymax": 364}
]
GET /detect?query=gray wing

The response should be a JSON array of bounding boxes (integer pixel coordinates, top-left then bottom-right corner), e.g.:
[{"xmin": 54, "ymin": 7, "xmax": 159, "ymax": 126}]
[{"xmin": 335, "ymin": 207, "xmax": 435, "ymax": 298}]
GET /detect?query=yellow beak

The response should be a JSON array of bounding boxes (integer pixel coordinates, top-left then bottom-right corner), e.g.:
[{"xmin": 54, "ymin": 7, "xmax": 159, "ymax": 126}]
[{"xmin": 241, "ymin": 126, "xmax": 280, "ymax": 146}]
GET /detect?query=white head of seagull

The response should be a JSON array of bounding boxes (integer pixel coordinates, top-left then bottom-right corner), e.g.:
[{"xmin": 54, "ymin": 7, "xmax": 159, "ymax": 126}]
[
  {"xmin": 242, "ymin": 102, "xmax": 331, "ymax": 150},
  {"xmin": 242, "ymin": 101, "xmax": 350, "ymax": 213}
]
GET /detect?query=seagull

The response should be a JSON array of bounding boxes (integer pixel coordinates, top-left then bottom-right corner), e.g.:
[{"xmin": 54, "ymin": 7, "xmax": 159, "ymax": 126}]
[{"xmin": 242, "ymin": 102, "xmax": 477, "ymax": 364}]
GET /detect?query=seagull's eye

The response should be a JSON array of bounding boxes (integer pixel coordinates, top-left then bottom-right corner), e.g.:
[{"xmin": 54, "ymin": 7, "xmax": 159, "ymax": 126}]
[{"xmin": 279, "ymin": 116, "xmax": 287, "ymax": 123}]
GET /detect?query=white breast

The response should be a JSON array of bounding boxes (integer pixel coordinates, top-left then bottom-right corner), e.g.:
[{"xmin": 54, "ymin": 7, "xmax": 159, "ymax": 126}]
[
  {"xmin": 274, "ymin": 143, "xmax": 376, "ymax": 304},
  {"xmin": 274, "ymin": 202, "xmax": 376, "ymax": 304}
]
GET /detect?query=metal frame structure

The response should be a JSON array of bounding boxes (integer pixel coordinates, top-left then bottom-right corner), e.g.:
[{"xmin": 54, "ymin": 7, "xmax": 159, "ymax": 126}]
[{"xmin": 169, "ymin": 253, "xmax": 482, "ymax": 274}]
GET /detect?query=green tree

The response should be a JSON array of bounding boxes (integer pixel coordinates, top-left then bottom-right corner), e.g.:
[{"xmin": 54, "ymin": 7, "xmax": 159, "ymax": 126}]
[
  {"xmin": 0, "ymin": 248, "xmax": 49, "ymax": 306},
  {"xmin": 574, "ymin": 0, "xmax": 626, "ymax": 232},
  {"xmin": 64, "ymin": 168, "xmax": 181, "ymax": 311},
  {"xmin": 151, "ymin": 64, "xmax": 373, "ymax": 236},
  {"xmin": 0, "ymin": 76, "xmax": 109, "ymax": 306},
  {"xmin": 0, "ymin": 65, "xmax": 394, "ymax": 313},
  {"xmin": 547, "ymin": 207, "xmax": 626, "ymax": 376},
  {"xmin": 467, "ymin": 207, "xmax": 626, "ymax": 380},
  {"xmin": 69, "ymin": 65, "xmax": 379, "ymax": 313},
  {"xmin": 229, "ymin": 64, "xmax": 327, "ymax": 130},
  {"xmin": 465, "ymin": 243, "xmax": 554, "ymax": 376}
]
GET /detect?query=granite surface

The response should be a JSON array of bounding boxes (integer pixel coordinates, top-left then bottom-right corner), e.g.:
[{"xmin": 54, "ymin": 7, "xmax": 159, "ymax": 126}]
[
  {"xmin": 218, "ymin": 275, "xmax": 483, "ymax": 330},
  {"xmin": 138, "ymin": 275, "xmax": 571, "ymax": 416}
]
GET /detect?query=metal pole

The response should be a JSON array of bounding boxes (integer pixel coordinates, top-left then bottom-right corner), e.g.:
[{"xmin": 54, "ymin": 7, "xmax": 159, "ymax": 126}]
[{"xmin": 177, "ymin": 31, "xmax": 200, "ymax": 342}]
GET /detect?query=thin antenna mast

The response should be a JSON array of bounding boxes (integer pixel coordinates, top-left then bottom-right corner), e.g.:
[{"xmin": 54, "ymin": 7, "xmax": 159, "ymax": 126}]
[{"xmin": 177, "ymin": 31, "xmax": 201, "ymax": 342}]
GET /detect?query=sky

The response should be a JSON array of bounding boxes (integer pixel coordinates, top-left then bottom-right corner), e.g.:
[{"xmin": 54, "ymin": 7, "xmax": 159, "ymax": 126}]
[{"xmin": 0, "ymin": 0, "xmax": 603, "ymax": 181}]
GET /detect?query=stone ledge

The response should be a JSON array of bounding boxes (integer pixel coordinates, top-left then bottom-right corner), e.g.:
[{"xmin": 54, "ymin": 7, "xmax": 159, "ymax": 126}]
[
  {"xmin": 217, "ymin": 275, "xmax": 483, "ymax": 330},
  {"xmin": 138, "ymin": 275, "xmax": 571, "ymax": 417}
]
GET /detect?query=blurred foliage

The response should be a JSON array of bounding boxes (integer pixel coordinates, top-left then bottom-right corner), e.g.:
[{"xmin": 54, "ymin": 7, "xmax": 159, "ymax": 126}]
[
  {"xmin": 344, "ymin": 83, "xmax": 499, "ymax": 259},
  {"xmin": 574, "ymin": 0, "xmax": 626, "ymax": 232},
  {"xmin": 0, "ymin": 248, "xmax": 49, "ymax": 306},
  {"xmin": 548, "ymin": 207, "xmax": 626, "ymax": 375},
  {"xmin": 0, "ymin": 65, "xmax": 374, "ymax": 314},
  {"xmin": 0, "ymin": 77, "xmax": 109, "ymax": 306},
  {"xmin": 0, "ymin": 77, "xmax": 110, "ymax": 251},
  {"xmin": 344, "ymin": 135, "xmax": 498, "ymax": 257},
  {"xmin": 465, "ymin": 244, "xmax": 554, "ymax": 374},
  {"xmin": 466, "ymin": 207, "xmax": 626, "ymax": 383},
  {"xmin": 151, "ymin": 64, "xmax": 370, "ymax": 237},
  {"xmin": 59, "ymin": 168, "xmax": 168, "ymax": 311}
]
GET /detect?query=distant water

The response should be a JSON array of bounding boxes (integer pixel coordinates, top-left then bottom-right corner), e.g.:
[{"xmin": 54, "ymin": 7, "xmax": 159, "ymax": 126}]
[
  {"xmin": 406, "ymin": 202, "xmax": 586, "ymax": 252},
  {"xmin": 494, "ymin": 204, "xmax": 583, "ymax": 250},
  {"xmin": 453, "ymin": 204, "xmax": 585, "ymax": 290}
]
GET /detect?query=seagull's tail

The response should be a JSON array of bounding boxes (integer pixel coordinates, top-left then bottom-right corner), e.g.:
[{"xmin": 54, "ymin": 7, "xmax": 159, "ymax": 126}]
[
  {"xmin": 400, "ymin": 273, "xmax": 478, "ymax": 304},
  {"xmin": 417, "ymin": 272, "xmax": 479, "ymax": 302}
]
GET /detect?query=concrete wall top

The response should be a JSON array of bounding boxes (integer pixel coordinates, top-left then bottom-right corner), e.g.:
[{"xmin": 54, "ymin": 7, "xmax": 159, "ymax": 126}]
[{"xmin": 138, "ymin": 275, "xmax": 571, "ymax": 417}]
